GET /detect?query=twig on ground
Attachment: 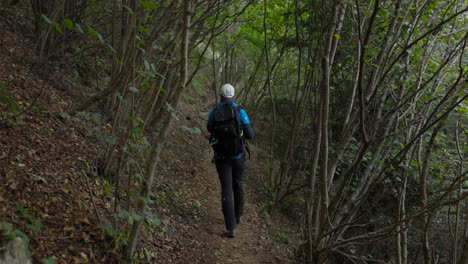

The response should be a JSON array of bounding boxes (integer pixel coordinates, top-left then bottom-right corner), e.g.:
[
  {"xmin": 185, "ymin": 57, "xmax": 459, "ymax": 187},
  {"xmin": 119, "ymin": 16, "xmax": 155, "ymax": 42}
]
[{"xmin": 82, "ymin": 170, "xmax": 103, "ymax": 223}]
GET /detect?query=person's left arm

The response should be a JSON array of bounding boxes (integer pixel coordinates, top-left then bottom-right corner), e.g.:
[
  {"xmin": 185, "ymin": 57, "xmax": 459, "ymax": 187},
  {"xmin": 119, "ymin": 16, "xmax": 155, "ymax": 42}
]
[{"xmin": 207, "ymin": 110, "xmax": 215, "ymax": 134}]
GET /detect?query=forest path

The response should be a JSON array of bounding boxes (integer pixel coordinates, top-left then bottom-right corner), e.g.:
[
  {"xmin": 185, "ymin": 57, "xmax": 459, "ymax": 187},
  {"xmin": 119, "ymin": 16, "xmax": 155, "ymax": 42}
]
[
  {"xmin": 181, "ymin": 107, "xmax": 283, "ymax": 263},
  {"xmin": 194, "ymin": 149, "xmax": 275, "ymax": 263}
]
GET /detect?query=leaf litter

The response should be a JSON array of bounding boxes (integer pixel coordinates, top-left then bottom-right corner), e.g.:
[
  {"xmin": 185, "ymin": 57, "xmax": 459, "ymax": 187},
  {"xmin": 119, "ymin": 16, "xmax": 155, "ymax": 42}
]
[{"xmin": 0, "ymin": 15, "xmax": 297, "ymax": 264}]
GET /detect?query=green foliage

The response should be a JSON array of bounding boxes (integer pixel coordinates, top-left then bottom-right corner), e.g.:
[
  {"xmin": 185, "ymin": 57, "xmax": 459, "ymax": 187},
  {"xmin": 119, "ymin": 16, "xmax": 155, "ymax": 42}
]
[
  {"xmin": 63, "ymin": 18, "xmax": 74, "ymax": 30},
  {"xmin": 128, "ymin": 86, "xmax": 140, "ymax": 93},
  {"xmin": 135, "ymin": 247, "xmax": 155, "ymax": 263},
  {"xmin": 74, "ymin": 23, "xmax": 84, "ymax": 34},
  {"xmin": 68, "ymin": 111, "xmax": 117, "ymax": 144},
  {"xmin": 181, "ymin": 125, "xmax": 201, "ymax": 134},
  {"xmin": 1, "ymin": 221, "xmax": 16, "ymax": 240},
  {"xmin": 273, "ymin": 229, "xmax": 291, "ymax": 244},
  {"xmin": 91, "ymin": 113, "xmax": 102, "ymax": 123},
  {"xmin": 411, "ymin": 160, "xmax": 423, "ymax": 167},
  {"xmin": 144, "ymin": 211, "xmax": 161, "ymax": 227},
  {"xmin": 16, "ymin": 203, "xmax": 43, "ymax": 233},
  {"xmin": 53, "ymin": 22, "xmax": 63, "ymax": 34},
  {"xmin": 150, "ymin": 184, "xmax": 181, "ymax": 209},
  {"xmin": 43, "ymin": 257, "xmax": 55, "ymax": 264},
  {"xmin": 98, "ymin": 208, "xmax": 160, "ymax": 251},
  {"xmin": 140, "ymin": 1, "xmax": 157, "ymax": 10},
  {"xmin": 1, "ymin": 222, "xmax": 31, "ymax": 257},
  {"xmin": 165, "ymin": 102, "xmax": 179, "ymax": 120},
  {"xmin": 41, "ymin": 14, "xmax": 52, "ymax": 24},
  {"xmin": 118, "ymin": 210, "xmax": 142, "ymax": 225},
  {"xmin": 262, "ymin": 208, "xmax": 271, "ymax": 222},
  {"xmin": 99, "ymin": 220, "xmax": 119, "ymax": 239},
  {"xmin": 103, "ymin": 179, "xmax": 113, "ymax": 197},
  {"xmin": 59, "ymin": 112, "xmax": 71, "ymax": 120},
  {"xmin": 87, "ymin": 26, "xmax": 105, "ymax": 44},
  {"xmin": 0, "ymin": 82, "xmax": 21, "ymax": 114}
]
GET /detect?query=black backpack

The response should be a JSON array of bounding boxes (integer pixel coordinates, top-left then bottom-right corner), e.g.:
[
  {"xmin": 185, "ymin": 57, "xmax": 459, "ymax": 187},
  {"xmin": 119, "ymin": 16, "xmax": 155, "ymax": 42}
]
[{"xmin": 212, "ymin": 104, "xmax": 244, "ymax": 157}]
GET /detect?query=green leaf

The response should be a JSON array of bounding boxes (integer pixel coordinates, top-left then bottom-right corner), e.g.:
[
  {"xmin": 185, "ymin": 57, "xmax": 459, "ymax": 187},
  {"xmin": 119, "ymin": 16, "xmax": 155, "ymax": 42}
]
[
  {"xmin": 76, "ymin": 111, "xmax": 90, "ymax": 120},
  {"xmin": 15, "ymin": 229, "xmax": 31, "ymax": 256},
  {"xmin": 128, "ymin": 215, "xmax": 134, "ymax": 225},
  {"xmin": 181, "ymin": 126, "xmax": 201, "ymax": 134},
  {"xmin": 128, "ymin": 87, "xmax": 139, "ymax": 93},
  {"xmin": 138, "ymin": 25, "xmax": 151, "ymax": 36},
  {"xmin": 59, "ymin": 112, "xmax": 71, "ymax": 120},
  {"xmin": 141, "ymin": 80, "xmax": 152, "ymax": 92},
  {"xmin": 144, "ymin": 59, "xmax": 150, "ymax": 70},
  {"xmin": 135, "ymin": 173, "xmax": 143, "ymax": 182},
  {"xmin": 16, "ymin": 203, "xmax": 43, "ymax": 232},
  {"xmin": 99, "ymin": 220, "xmax": 116, "ymax": 237},
  {"xmin": 422, "ymin": 95, "xmax": 432, "ymax": 102},
  {"xmin": 2, "ymin": 221, "xmax": 13, "ymax": 232},
  {"xmin": 53, "ymin": 22, "xmax": 63, "ymax": 34},
  {"xmin": 141, "ymin": 1, "xmax": 157, "ymax": 10},
  {"xmin": 411, "ymin": 160, "xmax": 423, "ymax": 167},
  {"xmin": 87, "ymin": 26, "xmax": 98, "ymax": 37},
  {"xmin": 122, "ymin": 5, "xmax": 135, "ymax": 14},
  {"xmin": 118, "ymin": 210, "xmax": 130, "ymax": 219},
  {"xmin": 132, "ymin": 213, "xmax": 143, "ymax": 222},
  {"xmin": 145, "ymin": 212, "xmax": 160, "ymax": 226},
  {"xmin": 165, "ymin": 102, "xmax": 179, "ymax": 120},
  {"xmin": 458, "ymin": 106, "xmax": 468, "ymax": 113},
  {"xmin": 43, "ymin": 257, "xmax": 55, "ymax": 264},
  {"xmin": 27, "ymin": 219, "xmax": 43, "ymax": 232},
  {"xmin": 165, "ymin": 102, "xmax": 175, "ymax": 112},
  {"xmin": 41, "ymin": 14, "xmax": 52, "ymax": 24},
  {"xmin": 158, "ymin": 87, "xmax": 167, "ymax": 94},
  {"xmin": 104, "ymin": 180, "xmax": 112, "ymax": 197},
  {"xmin": 0, "ymin": 83, "xmax": 21, "ymax": 114},
  {"xmin": 63, "ymin": 18, "xmax": 74, "ymax": 29},
  {"xmin": 91, "ymin": 113, "xmax": 102, "ymax": 123},
  {"xmin": 75, "ymin": 23, "xmax": 84, "ymax": 33},
  {"xmin": 333, "ymin": 34, "xmax": 341, "ymax": 40},
  {"xmin": 87, "ymin": 26, "xmax": 105, "ymax": 43}
]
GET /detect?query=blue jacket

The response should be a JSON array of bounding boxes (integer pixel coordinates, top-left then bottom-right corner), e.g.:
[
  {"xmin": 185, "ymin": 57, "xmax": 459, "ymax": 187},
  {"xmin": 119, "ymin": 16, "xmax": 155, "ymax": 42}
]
[{"xmin": 207, "ymin": 101, "xmax": 254, "ymax": 159}]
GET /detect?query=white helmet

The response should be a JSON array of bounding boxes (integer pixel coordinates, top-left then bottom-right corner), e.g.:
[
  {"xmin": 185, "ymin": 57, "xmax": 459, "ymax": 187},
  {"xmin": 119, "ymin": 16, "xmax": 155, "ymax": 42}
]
[{"xmin": 220, "ymin": 83, "xmax": 235, "ymax": 98}]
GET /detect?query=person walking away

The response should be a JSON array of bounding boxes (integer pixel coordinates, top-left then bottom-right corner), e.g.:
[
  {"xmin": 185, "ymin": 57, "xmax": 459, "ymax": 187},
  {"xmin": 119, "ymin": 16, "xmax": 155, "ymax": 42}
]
[{"xmin": 207, "ymin": 83, "xmax": 254, "ymax": 238}]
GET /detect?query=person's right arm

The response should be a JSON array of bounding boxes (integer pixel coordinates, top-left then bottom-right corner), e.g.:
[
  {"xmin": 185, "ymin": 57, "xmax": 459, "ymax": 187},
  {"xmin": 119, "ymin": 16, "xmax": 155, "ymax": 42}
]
[{"xmin": 239, "ymin": 109, "xmax": 254, "ymax": 139}]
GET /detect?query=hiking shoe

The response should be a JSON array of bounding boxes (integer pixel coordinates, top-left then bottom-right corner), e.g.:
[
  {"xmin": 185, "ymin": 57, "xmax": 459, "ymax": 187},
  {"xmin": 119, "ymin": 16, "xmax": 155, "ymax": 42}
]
[
  {"xmin": 236, "ymin": 217, "xmax": 241, "ymax": 224},
  {"xmin": 227, "ymin": 230, "xmax": 235, "ymax": 238}
]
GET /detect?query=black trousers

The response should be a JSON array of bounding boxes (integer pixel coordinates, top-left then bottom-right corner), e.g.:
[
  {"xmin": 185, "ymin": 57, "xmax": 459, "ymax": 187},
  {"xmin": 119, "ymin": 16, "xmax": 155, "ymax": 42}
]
[{"xmin": 215, "ymin": 157, "xmax": 245, "ymax": 231}]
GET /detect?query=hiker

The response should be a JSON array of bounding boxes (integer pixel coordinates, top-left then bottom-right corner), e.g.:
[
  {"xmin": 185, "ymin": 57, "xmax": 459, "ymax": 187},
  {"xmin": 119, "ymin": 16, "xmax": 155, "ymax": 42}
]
[{"xmin": 207, "ymin": 83, "xmax": 254, "ymax": 238}]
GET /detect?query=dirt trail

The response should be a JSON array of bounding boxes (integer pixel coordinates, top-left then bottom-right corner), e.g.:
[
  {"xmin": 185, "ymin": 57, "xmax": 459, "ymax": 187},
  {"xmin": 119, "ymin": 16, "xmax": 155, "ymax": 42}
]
[
  {"xmin": 180, "ymin": 109, "xmax": 286, "ymax": 264},
  {"xmin": 196, "ymin": 151, "xmax": 275, "ymax": 263}
]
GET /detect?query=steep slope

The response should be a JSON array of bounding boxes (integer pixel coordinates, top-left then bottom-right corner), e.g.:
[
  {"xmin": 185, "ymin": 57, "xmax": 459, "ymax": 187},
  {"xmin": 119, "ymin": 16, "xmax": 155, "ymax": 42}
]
[{"xmin": 0, "ymin": 19, "xmax": 121, "ymax": 263}]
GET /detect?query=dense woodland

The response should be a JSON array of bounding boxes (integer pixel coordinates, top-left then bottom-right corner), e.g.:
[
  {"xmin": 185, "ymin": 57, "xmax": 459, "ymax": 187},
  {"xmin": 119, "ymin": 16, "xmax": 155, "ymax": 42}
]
[{"xmin": 0, "ymin": 0, "xmax": 467, "ymax": 263}]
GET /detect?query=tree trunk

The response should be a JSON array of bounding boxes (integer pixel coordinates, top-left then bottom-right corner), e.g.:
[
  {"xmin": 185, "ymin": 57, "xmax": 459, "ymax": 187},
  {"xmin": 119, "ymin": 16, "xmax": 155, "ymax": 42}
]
[
  {"xmin": 419, "ymin": 124, "xmax": 443, "ymax": 264},
  {"xmin": 460, "ymin": 228, "xmax": 468, "ymax": 264},
  {"xmin": 315, "ymin": 1, "xmax": 342, "ymax": 262},
  {"xmin": 124, "ymin": 0, "xmax": 191, "ymax": 261}
]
